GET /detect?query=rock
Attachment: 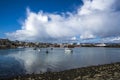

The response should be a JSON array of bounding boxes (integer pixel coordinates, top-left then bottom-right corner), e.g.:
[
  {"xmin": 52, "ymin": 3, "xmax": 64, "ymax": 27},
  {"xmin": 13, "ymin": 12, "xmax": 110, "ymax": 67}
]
[
  {"xmin": 28, "ymin": 77, "xmax": 32, "ymax": 80},
  {"xmin": 114, "ymin": 72, "xmax": 120, "ymax": 78},
  {"xmin": 13, "ymin": 78, "xmax": 17, "ymax": 80},
  {"xmin": 74, "ymin": 76, "xmax": 81, "ymax": 80},
  {"xmin": 38, "ymin": 77, "xmax": 42, "ymax": 79},
  {"xmin": 58, "ymin": 78, "xmax": 61, "ymax": 80},
  {"xmin": 94, "ymin": 74, "xmax": 102, "ymax": 77},
  {"xmin": 82, "ymin": 75, "xmax": 90, "ymax": 80}
]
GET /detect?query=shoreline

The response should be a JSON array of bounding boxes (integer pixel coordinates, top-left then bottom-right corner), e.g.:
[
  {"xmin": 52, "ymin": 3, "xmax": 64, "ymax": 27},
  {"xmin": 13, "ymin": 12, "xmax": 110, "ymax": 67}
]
[
  {"xmin": 7, "ymin": 62, "xmax": 120, "ymax": 80},
  {"xmin": 0, "ymin": 46, "xmax": 120, "ymax": 50},
  {"xmin": 1, "ymin": 39, "xmax": 120, "ymax": 50}
]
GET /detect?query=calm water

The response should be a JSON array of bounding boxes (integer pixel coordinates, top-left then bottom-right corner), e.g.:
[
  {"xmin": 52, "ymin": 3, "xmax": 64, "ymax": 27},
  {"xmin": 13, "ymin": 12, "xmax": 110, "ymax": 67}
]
[{"xmin": 0, "ymin": 47, "xmax": 120, "ymax": 78}]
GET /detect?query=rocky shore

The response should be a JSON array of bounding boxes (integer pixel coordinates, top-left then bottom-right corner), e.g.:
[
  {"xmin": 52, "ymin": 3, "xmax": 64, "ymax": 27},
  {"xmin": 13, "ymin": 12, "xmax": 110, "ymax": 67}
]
[{"xmin": 6, "ymin": 62, "xmax": 120, "ymax": 80}]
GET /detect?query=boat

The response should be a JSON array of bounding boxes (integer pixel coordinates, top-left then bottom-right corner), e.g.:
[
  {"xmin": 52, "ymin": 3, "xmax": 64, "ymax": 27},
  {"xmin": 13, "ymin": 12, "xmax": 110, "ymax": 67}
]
[
  {"xmin": 38, "ymin": 49, "xmax": 41, "ymax": 52},
  {"xmin": 64, "ymin": 48, "xmax": 73, "ymax": 53},
  {"xmin": 33, "ymin": 47, "xmax": 41, "ymax": 52},
  {"xmin": 51, "ymin": 47, "xmax": 53, "ymax": 50},
  {"xmin": 46, "ymin": 50, "xmax": 49, "ymax": 53},
  {"xmin": 46, "ymin": 49, "xmax": 49, "ymax": 53},
  {"xmin": 33, "ymin": 47, "xmax": 37, "ymax": 50}
]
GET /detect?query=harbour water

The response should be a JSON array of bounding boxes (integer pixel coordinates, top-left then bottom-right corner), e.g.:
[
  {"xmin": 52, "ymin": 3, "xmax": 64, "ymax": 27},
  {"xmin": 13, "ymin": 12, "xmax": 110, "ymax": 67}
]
[{"xmin": 0, "ymin": 47, "xmax": 120, "ymax": 78}]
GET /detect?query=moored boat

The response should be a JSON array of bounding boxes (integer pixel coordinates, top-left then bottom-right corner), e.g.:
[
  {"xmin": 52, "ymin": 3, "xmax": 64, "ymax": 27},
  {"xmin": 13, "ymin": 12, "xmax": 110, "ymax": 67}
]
[{"xmin": 64, "ymin": 48, "xmax": 73, "ymax": 53}]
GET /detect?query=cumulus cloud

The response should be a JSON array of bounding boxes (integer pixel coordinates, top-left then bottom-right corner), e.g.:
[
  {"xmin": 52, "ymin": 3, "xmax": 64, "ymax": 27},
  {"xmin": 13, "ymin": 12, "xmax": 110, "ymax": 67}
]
[{"xmin": 6, "ymin": 0, "xmax": 120, "ymax": 42}]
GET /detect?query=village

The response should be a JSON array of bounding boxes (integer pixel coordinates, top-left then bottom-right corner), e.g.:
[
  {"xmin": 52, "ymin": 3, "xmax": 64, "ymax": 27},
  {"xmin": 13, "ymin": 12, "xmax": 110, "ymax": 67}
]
[{"xmin": 0, "ymin": 38, "xmax": 120, "ymax": 49}]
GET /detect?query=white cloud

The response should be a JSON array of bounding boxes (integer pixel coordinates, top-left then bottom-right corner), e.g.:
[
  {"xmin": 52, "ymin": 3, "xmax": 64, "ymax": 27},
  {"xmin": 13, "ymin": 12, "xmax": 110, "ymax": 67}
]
[
  {"xmin": 102, "ymin": 36, "xmax": 120, "ymax": 43},
  {"xmin": 71, "ymin": 36, "xmax": 77, "ymax": 40},
  {"xmin": 111, "ymin": 37, "xmax": 120, "ymax": 41},
  {"xmin": 80, "ymin": 31, "xmax": 95, "ymax": 39},
  {"xmin": 6, "ymin": 0, "xmax": 120, "ymax": 42}
]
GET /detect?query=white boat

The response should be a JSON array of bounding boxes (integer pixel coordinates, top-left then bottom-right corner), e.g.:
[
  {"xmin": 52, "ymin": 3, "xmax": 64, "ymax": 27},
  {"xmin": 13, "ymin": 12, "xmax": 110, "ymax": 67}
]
[
  {"xmin": 64, "ymin": 48, "xmax": 73, "ymax": 53},
  {"xmin": 33, "ymin": 47, "xmax": 41, "ymax": 52},
  {"xmin": 38, "ymin": 49, "xmax": 41, "ymax": 52}
]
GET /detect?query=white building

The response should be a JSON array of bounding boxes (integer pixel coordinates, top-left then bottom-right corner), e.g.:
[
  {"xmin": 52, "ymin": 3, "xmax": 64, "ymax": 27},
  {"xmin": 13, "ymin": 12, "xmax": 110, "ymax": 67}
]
[{"xmin": 95, "ymin": 43, "xmax": 106, "ymax": 47}]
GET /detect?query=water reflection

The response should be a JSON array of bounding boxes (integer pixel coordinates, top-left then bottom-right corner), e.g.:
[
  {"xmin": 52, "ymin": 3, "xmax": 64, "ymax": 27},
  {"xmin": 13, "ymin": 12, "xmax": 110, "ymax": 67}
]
[
  {"xmin": 0, "ymin": 47, "xmax": 120, "ymax": 77},
  {"xmin": 0, "ymin": 56, "xmax": 25, "ymax": 78},
  {"xmin": 7, "ymin": 48, "xmax": 66, "ymax": 73}
]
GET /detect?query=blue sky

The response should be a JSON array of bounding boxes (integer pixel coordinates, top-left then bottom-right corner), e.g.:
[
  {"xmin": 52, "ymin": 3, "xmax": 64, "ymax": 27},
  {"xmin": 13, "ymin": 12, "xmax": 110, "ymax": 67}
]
[
  {"xmin": 0, "ymin": 0, "xmax": 82, "ymax": 38},
  {"xmin": 1, "ymin": 0, "xmax": 120, "ymax": 43}
]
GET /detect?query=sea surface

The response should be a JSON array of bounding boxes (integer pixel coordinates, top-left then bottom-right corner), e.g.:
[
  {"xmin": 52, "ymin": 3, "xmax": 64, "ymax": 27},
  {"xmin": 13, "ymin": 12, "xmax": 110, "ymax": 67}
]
[{"xmin": 0, "ymin": 47, "xmax": 120, "ymax": 78}]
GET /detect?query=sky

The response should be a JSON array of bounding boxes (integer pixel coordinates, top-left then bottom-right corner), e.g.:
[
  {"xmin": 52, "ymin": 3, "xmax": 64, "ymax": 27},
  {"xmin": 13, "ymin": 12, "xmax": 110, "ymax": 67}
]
[{"xmin": 1, "ymin": 0, "xmax": 120, "ymax": 43}]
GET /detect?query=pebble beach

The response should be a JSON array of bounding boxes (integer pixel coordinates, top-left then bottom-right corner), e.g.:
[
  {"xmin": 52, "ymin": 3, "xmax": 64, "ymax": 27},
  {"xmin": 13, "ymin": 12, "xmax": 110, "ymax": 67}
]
[{"xmin": 6, "ymin": 62, "xmax": 120, "ymax": 80}]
